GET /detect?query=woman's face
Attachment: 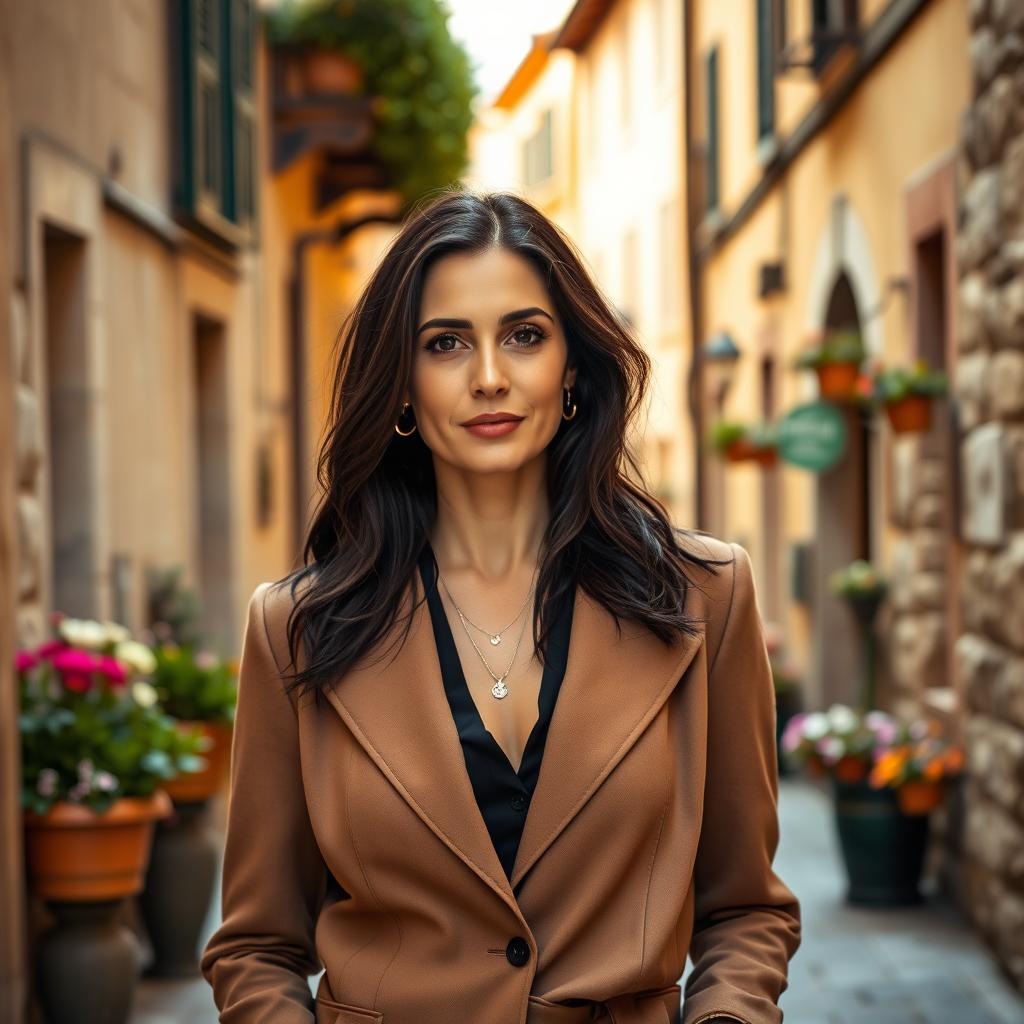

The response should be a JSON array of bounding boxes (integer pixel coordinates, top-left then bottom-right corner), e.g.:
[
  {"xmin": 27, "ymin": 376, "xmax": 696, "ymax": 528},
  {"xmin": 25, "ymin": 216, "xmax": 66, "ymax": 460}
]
[{"xmin": 407, "ymin": 246, "xmax": 577, "ymax": 475}]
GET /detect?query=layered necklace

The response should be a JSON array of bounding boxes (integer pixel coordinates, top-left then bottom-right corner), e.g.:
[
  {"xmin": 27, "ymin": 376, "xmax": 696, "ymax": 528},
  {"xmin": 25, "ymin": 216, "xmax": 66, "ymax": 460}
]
[{"xmin": 435, "ymin": 560, "xmax": 538, "ymax": 701}]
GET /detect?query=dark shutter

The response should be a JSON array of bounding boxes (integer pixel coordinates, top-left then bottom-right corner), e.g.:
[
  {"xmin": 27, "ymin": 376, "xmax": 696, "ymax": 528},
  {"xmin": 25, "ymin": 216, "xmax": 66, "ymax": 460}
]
[
  {"xmin": 705, "ymin": 45, "xmax": 720, "ymax": 214},
  {"xmin": 173, "ymin": 0, "xmax": 256, "ymax": 243},
  {"xmin": 756, "ymin": 0, "xmax": 775, "ymax": 140}
]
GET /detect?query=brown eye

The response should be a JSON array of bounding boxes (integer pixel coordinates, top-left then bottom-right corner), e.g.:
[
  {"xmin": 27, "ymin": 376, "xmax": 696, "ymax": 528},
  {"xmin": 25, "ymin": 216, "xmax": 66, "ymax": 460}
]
[
  {"xmin": 510, "ymin": 324, "xmax": 546, "ymax": 347},
  {"xmin": 423, "ymin": 333, "xmax": 461, "ymax": 354}
]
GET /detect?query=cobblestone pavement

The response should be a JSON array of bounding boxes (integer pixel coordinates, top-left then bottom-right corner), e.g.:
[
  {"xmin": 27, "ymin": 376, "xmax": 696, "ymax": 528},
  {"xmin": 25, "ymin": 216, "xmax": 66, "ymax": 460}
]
[{"xmin": 133, "ymin": 778, "xmax": 1024, "ymax": 1023}]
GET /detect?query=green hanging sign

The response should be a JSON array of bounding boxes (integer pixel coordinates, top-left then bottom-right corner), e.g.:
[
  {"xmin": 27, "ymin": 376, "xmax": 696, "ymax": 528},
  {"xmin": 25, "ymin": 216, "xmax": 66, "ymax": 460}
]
[{"xmin": 778, "ymin": 401, "xmax": 847, "ymax": 472}]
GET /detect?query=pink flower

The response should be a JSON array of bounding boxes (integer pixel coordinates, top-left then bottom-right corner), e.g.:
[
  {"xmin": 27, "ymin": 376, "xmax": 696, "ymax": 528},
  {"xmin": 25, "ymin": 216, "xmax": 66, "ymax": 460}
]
[
  {"xmin": 36, "ymin": 640, "xmax": 68, "ymax": 660},
  {"xmin": 15, "ymin": 650, "xmax": 38, "ymax": 673},
  {"xmin": 51, "ymin": 648, "xmax": 103, "ymax": 693},
  {"xmin": 195, "ymin": 650, "xmax": 219, "ymax": 670},
  {"xmin": 97, "ymin": 655, "xmax": 127, "ymax": 686}
]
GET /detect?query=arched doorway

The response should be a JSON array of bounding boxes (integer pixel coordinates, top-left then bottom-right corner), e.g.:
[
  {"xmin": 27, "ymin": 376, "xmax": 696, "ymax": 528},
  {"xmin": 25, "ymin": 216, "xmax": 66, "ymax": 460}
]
[{"xmin": 812, "ymin": 270, "xmax": 876, "ymax": 709}]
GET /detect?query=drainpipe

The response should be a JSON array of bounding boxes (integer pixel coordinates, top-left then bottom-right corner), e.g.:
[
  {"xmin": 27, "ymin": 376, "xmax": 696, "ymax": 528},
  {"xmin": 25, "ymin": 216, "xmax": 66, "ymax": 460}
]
[
  {"xmin": 682, "ymin": 0, "xmax": 707, "ymax": 530},
  {"xmin": 287, "ymin": 212, "xmax": 402, "ymax": 565}
]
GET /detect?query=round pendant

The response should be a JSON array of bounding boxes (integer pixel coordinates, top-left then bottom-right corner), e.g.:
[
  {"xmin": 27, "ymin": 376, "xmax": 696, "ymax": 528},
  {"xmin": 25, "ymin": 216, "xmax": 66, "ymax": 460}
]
[
  {"xmin": 489, "ymin": 634, "xmax": 501, "ymax": 646},
  {"xmin": 491, "ymin": 679, "xmax": 508, "ymax": 699}
]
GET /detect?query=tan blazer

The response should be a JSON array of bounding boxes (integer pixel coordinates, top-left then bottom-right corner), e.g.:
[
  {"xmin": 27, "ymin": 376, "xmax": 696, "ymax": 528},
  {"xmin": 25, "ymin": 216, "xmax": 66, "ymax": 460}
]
[{"xmin": 200, "ymin": 534, "xmax": 801, "ymax": 1024}]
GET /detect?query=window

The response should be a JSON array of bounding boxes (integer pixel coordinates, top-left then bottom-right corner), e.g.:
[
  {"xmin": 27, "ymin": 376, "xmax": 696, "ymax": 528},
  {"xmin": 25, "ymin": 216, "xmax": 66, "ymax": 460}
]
[
  {"xmin": 174, "ymin": 0, "xmax": 258, "ymax": 243},
  {"xmin": 755, "ymin": 0, "xmax": 776, "ymax": 140},
  {"xmin": 704, "ymin": 45, "xmax": 720, "ymax": 215},
  {"xmin": 811, "ymin": 0, "xmax": 857, "ymax": 72},
  {"xmin": 522, "ymin": 109, "xmax": 554, "ymax": 187}
]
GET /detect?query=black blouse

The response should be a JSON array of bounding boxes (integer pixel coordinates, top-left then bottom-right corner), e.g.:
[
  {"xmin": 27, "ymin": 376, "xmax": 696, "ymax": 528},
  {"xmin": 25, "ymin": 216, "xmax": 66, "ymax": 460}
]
[{"xmin": 416, "ymin": 542, "xmax": 575, "ymax": 883}]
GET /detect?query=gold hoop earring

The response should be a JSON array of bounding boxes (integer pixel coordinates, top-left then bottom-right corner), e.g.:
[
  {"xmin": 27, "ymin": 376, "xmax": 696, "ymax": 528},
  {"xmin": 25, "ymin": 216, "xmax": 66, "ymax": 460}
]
[
  {"xmin": 562, "ymin": 386, "xmax": 577, "ymax": 421},
  {"xmin": 394, "ymin": 402, "xmax": 417, "ymax": 436}
]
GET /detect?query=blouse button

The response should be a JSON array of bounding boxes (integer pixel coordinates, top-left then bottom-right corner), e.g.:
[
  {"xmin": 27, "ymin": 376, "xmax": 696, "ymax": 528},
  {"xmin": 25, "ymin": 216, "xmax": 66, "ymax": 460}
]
[{"xmin": 510, "ymin": 794, "xmax": 527, "ymax": 812}]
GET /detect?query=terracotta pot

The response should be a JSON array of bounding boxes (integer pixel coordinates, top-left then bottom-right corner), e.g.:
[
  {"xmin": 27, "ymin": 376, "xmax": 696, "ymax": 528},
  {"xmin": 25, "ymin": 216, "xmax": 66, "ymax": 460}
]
[
  {"xmin": 815, "ymin": 361, "xmax": 861, "ymax": 401},
  {"xmin": 162, "ymin": 720, "xmax": 233, "ymax": 804},
  {"xmin": 24, "ymin": 790, "xmax": 172, "ymax": 901},
  {"xmin": 302, "ymin": 47, "xmax": 363, "ymax": 95},
  {"xmin": 724, "ymin": 438, "xmax": 777, "ymax": 464},
  {"xmin": 896, "ymin": 779, "xmax": 944, "ymax": 816},
  {"xmin": 885, "ymin": 394, "xmax": 932, "ymax": 433},
  {"xmin": 834, "ymin": 755, "xmax": 868, "ymax": 783}
]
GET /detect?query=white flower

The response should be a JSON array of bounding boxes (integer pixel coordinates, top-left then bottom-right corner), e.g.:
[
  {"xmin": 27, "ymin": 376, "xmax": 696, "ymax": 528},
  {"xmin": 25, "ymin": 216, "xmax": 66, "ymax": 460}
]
[
  {"xmin": 816, "ymin": 736, "xmax": 845, "ymax": 761},
  {"xmin": 77, "ymin": 758, "xmax": 94, "ymax": 779},
  {"xmin": 826, "ymin": 703, "xmax": 859, "ymax": 733},
  {"xmin": 115, "ymin": 640, "xmax": 157, "ymax": 676},
  {"xmin": 94, "ymin": 770, "xmax": 119, "ymax": 792},
  {"xmin": 801, "ymin": 712, "xmax": 830, "ymax": 741},
  {"xmin": 100, "ymin": 620, "xmax": 132, "ymax": 645},
  {"xmin": 36, "ymin": 768, "xmax": 59, "ymax": 797},
  {"xmin": 58, "ymin": 617, "xmax": 109, "ymax": 651},
  {"xmin": 131, "ymin": 680, "xmax": 159, "ymax": 707}
]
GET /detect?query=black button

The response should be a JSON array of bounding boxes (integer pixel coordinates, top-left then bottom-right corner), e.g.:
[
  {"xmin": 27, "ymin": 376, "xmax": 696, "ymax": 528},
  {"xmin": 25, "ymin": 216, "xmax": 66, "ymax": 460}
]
[
  {"xmin": 505, "ymin": 936, "xmax": 530, "ymax": 967},
  {"xmin": 510, "ymin": 794, "xmax": 527, "ymax": 812}
]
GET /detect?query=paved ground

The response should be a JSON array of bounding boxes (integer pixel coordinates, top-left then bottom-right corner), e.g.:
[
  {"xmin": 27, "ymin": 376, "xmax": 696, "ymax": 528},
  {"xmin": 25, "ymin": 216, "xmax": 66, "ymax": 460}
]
[{"xmin": 132, "ymin": 777, "xmax": 1024, "ymax": 1023}]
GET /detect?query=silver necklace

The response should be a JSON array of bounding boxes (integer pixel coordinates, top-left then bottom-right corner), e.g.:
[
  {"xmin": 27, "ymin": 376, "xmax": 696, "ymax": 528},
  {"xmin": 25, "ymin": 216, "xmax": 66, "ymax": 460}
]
[
  {"xmin": 438, "ymin": 568, "xmax": 536, "ymax": 646},
  {"xmin": 436, "ymin": 568, "xmax": 536, "ymax": 700}
]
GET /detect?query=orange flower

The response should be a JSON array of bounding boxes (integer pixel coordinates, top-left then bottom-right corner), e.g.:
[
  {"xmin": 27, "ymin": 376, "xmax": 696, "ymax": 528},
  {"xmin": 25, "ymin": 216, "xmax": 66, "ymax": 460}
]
[
  {"xmin": 870, "ymin": 749, "xmax": 907, "ymax": 787},
  {"xmin": 923, "ymin": 758, "xmax": 944, "ymax": 781}
]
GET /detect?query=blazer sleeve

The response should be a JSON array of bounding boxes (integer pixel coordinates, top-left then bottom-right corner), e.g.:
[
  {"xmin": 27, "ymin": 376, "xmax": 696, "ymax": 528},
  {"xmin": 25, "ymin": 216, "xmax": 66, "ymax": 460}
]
[
  {"xmin": 200, "ymin": 583, "xmax": 328, "ymax": 1023},
  {"xmin": 681, "ymin": 543, "xmax": 802, "ymax": 1024}
]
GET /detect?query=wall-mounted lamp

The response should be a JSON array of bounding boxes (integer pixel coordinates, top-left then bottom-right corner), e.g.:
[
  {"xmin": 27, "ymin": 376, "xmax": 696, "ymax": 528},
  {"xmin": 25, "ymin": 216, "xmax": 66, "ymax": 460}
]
[{"xmin": 703, "ymin": 330, "xmax": 742, "ymax": 409}]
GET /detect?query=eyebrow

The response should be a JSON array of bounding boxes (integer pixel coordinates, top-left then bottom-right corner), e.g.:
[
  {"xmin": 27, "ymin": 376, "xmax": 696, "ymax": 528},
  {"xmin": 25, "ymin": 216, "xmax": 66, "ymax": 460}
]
[{"xmin": 415, "ymin": 307, "xmax": 554, "ymax": 336}]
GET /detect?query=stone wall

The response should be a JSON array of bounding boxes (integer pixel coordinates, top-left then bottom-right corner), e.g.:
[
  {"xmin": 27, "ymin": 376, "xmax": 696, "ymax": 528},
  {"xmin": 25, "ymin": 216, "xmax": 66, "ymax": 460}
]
[{"xmin": 954, "ymin": 0, "xmax": 1024, "ymax": 990}]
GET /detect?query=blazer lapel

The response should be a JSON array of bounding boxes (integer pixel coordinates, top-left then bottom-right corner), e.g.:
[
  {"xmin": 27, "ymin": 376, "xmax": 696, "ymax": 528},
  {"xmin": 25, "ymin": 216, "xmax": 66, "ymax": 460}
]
[
  {"xmin": 510, "ymin": 590, "xmax": 704, "ymax": 889},
  {"xmin": 322, "ymin": 579, "xmax": 518, "ymax": 909}
]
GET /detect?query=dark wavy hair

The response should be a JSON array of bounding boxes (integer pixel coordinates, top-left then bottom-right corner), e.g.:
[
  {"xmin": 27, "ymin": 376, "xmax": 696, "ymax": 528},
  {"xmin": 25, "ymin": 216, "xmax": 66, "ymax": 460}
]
[{"xmin": 278, "ymin": 187, "xmax": 731, "ymax": 707}]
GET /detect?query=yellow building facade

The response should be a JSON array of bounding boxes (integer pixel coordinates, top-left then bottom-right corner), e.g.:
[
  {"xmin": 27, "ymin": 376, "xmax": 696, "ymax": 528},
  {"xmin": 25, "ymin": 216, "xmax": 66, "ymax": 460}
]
[{"xmin": 689, "ymin": 0, "xmax": 969, "ymax": 716}]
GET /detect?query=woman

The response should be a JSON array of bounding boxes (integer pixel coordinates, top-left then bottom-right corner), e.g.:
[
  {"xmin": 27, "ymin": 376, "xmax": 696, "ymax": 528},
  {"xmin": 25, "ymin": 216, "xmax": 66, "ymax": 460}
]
[{"xmin": 200, "ymin": 189, "xmax": 801, "ymax": 1024}]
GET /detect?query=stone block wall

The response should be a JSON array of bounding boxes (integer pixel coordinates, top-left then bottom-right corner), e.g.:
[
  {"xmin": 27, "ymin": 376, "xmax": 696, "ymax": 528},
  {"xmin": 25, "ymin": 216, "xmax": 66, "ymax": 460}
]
[{"xmin": 954, "ymin": 0, "xmax": 1024, "ymax": 990}]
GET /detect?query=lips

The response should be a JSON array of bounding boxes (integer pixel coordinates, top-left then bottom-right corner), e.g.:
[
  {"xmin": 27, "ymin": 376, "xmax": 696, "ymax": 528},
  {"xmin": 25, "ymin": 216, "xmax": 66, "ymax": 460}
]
[{"xmin": 462, "ymin": 413, "xmax": 524, "ymax": 426}]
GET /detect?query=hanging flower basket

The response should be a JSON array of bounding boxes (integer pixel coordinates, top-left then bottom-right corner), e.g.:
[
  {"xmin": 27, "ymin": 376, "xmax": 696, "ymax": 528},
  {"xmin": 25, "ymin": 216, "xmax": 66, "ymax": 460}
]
[
  {"xmin": 709, "ymin": 419, "xmax": 779, "ymax": 465},
  {"xmin": 871, "ymin": 359, "xmax": 948, "ymax": 434},
  {"xmin": 24, "ymin": 790, "xmax": 172, "ymax": 901},
  {"xmin": 793, "ymin": 329, "xmax": 867, "ymax": 403}
]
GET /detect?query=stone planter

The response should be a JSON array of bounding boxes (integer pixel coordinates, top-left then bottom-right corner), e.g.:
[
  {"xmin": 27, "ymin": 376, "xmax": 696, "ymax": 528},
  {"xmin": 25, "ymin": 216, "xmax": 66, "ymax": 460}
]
[
  {"xmin": 139, "ymin": 800, "xmax": 220, "ymax": 977},
  {"xmin": 25, "ymin": 791, "xmax": 172, "ymax": 1024},
  {"xmin": 831, "ymin": 776, "xmax": 930, "ymax": 905}
]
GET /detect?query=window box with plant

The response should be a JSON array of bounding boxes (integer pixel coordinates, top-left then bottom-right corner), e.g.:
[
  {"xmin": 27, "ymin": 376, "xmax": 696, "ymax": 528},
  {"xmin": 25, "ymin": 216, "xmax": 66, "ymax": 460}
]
[
  {"xmin": 708, "ymin": 419, "xmax": 779, "ymax": 466},
  {"xmin": 793, "ymin": 329, "xmax": 867, "ymax": 402},
  {"xmin": 870, "ymin": 358, "xmax": 948, "ymax": 434}
]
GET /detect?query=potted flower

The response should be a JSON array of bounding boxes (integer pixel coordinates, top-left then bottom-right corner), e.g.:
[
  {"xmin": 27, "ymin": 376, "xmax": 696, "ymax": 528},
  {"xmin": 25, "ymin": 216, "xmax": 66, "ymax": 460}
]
[
  {"xmin": 18, "ymin": 615, "xmax": 205, "ymax": 1024},
  {"xmin": 793, "ymin": 329, "xmax": 867, "ymax": 401},
  {"xmin": 149, "ymin": 644, "xmax": 238, "ymax": 804},
  {"xmin": 871, "ymin": 358, "xmax": 948, "ymax": 433},
  {"xmin": 708, "ymin": 419, "xmax": 779, "ymax": 466},
  {"xmin": 782, "ymin": 705, "xmax": 965, "ymax": 905}
]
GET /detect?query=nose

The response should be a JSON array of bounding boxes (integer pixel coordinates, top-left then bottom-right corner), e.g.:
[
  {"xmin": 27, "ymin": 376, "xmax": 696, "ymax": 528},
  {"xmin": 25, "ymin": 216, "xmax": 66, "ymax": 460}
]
[{"xmin": 469, "ymin": 341, "xmax": 510, "ymax": 398}]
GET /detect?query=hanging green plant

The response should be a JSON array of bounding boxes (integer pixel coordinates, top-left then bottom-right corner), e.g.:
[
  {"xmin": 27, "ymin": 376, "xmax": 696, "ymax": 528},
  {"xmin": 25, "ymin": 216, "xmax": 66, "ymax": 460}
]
[
  {"xmin": 708, "ymin": 419, "xmax": 779, "ymax": 465},
  {"xmin": 871, "ymin": 359, "xmax": 948, "ymax": 403},
  {"xmin": 792, "ymin": 329, "xmax": 867, "ymax": 370},
  {"xmin": 264, "ymin": 0, "xmax": 479, "ymax": 209}
]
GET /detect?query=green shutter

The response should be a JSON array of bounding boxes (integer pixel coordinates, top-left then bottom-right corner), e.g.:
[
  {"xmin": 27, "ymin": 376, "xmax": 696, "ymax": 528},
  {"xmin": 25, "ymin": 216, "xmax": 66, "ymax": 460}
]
[
  {"xmin": 173, "ymin": 0, "xmax": 256, "ymax": 241},
  {"xmin": 756, "ymin": 0, "xmax": 775, "ymax": 140},
  {"xmin": 705, "ymin": 46, "xmax": 720, "ymax": 214},
  {"xmin": 196, "ymin": 0, "xmax": 222, "ymax": 212}
]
